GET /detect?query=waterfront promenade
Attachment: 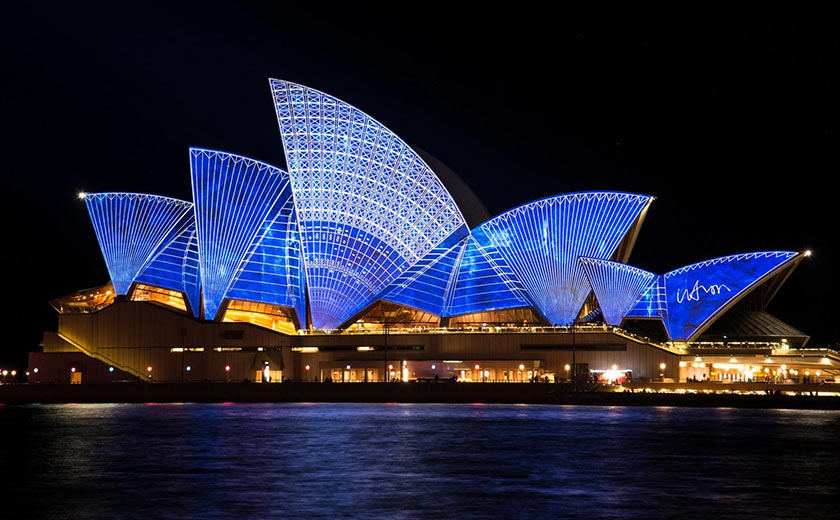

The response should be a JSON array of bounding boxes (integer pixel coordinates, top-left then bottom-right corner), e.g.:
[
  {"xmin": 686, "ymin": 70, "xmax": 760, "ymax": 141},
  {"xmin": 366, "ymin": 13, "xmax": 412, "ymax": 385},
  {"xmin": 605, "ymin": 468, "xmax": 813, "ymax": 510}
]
[{"xmin": 2, "ymin": 382, "xmax": 839, "ymax": 409}]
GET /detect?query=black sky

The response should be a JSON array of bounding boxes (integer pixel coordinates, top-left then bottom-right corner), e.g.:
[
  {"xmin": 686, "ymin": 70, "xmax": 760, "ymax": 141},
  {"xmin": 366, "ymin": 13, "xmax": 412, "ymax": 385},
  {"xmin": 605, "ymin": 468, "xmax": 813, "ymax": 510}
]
[{"xmin": 2, "ymin": 3, "xmax": 837, "ymax": 367}]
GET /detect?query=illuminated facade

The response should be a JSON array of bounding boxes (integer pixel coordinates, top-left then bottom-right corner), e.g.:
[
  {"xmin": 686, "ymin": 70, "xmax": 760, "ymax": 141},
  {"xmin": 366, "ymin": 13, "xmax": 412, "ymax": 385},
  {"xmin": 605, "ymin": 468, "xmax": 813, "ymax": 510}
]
[{"xmin": 33, "ymin": 79, "xmax": 831, "ymax": 385}]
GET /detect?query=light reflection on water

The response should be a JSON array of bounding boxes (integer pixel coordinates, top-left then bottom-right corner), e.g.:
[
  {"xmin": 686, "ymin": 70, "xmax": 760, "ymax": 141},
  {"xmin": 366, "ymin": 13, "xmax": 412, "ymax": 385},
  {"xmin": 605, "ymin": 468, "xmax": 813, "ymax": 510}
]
[{"xmin": 1, "ymin": 404, "xmax": 838, "ymax": 519}]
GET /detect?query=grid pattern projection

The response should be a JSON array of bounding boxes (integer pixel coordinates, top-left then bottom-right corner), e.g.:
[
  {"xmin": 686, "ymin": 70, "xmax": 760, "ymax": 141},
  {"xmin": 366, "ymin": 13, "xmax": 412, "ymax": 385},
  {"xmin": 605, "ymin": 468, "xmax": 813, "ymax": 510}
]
[
  {"xmin": 134, "ymin": 213, "xmax": 201, "ymax": 316},
  {"xmin": 226, "ymin": 183, "xmax": 306, "ymax": 324},
  {"xmin": 662, "ymin": 251, "xmax": 797, "ymax": 341},
  {"xmin": 381, "ymin": 228, "xmax": 468, "ymax": 316},
  {"xmin": 626, "ymin": 277, "xmax": 667, "ymax": 319},
  {"xmin": 190, "ymin": 148, "xmax": 290, "ymax": 320},
  {"xmin": 478, "ymin": 192, "xmax": 652, "ymax": 325},
  {"xmin": 270, "ymin": 79, "xmax": 467, "ymax": 329},
  {"xmin": 85, "ymin": 193, "xmax": 193, "ymax": 295},
  {"xmin": 448, "ymin": 233, "xmax": 530, "ymax": 317},
  {"xmin": 580, "ymin": 258, "xmax": 656, "ymax": 326}
]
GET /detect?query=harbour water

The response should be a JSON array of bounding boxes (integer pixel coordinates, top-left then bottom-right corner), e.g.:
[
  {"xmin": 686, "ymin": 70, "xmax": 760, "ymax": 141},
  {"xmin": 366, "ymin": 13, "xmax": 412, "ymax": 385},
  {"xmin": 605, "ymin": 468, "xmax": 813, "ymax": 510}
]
[{"xmin": 1, "ymin": 403, "xmax": 838, "ymax": 518}]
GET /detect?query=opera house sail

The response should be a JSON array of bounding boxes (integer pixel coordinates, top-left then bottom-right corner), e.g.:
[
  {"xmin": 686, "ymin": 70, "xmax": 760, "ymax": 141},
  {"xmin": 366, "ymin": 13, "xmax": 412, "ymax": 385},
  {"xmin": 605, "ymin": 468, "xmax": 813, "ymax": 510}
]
[{"xmin": 34, "ymin": 78, "xmax": 824, "ymax": 386}]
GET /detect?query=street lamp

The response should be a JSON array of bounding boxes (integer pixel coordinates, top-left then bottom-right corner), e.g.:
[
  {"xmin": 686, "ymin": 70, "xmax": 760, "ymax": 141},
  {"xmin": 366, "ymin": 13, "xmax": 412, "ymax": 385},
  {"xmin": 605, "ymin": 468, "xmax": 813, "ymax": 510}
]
[{"xmin": 659, "ymin": 362, "xmax": 666, "ymax": 380}]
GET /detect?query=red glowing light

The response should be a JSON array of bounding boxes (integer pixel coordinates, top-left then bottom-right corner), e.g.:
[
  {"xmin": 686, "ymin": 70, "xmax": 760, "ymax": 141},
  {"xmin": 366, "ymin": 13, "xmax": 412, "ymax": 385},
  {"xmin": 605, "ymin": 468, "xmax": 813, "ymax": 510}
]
[
  {"xmin": 70, "ymin": 367, "xmax": 76, "ymax": 373},
  {"xmin": 474, "ymin": 364, "xmax": 481, "ymax": 370},
  {"xmin": 225, "ymin": 365, "xmax": 231, "ymax": 372},
  {"xmin": 146, "ymin": 366, "xmax": 153, "ymax": 372},
  {"xmin": 305, "ymin": 364, "xmax": 311, "ymax": 371}
]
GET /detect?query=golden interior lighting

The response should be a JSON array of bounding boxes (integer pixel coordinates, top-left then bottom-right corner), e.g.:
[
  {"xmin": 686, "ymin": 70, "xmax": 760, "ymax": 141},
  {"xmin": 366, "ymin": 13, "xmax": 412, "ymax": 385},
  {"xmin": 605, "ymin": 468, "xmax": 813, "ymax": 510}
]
[
  {"xmin": 222, "ymin": 299, "xmax": 297, "ymax": 334},
  {"xmin": 131, "ymin": 284, "xmax": 187, "ymax": 312}
]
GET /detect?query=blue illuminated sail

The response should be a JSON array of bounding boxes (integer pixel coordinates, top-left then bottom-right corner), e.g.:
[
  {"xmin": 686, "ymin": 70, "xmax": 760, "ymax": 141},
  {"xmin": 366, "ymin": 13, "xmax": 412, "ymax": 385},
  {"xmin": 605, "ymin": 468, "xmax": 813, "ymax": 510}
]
[
  {"xmin": 190, "ymin": 148, "xmax": 291, "ymax": 320},
  {"xmin": 270, "ymin": 79, "xmax": 467, "ymax": 329},
  {"xmin": 225, "ymin": 183, "xmax": 306, "ymax": 325},
  {"xmin": 661, "ymin": 251, "xmax": 799, "ymax": 341},
  {"xmin": 580, "ymin": 257, "xmax": 656, "ymax": 326},
  {"xmin": 478, "ymin": 192, "xmax": 653, "ymax": 325},
  {"xmin": 84, "ymin": 193, "xmax": 193, "ymax": 295},
  {"xmin": 626, "ymin": 276, "xmax": 667, "ymax": 320},
  {"xmin": 134, "ymin": 212, "xmax": 201, "ymax": 316},
  {"xmin": 381, "ymin": 227, "xmax": 469, "ymax": 316},
  {"xmin": 447, "ymin": 231, "xmax": 530, "ymax": 317}
]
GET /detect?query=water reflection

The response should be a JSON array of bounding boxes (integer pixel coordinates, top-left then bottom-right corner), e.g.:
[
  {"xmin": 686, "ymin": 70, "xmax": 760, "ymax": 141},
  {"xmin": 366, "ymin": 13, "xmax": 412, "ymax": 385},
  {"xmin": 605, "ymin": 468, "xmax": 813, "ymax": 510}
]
[{"xmin": 1, "ymin": 404, "xmax": 838, "ymax": 519}]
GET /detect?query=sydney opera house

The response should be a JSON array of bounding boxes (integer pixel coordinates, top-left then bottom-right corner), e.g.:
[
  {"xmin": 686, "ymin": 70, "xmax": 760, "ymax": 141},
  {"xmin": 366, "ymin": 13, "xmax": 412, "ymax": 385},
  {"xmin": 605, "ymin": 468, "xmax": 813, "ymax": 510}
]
[{"xmin": 31, "ymin": 79, "xmax": 837, "ymax": 386}]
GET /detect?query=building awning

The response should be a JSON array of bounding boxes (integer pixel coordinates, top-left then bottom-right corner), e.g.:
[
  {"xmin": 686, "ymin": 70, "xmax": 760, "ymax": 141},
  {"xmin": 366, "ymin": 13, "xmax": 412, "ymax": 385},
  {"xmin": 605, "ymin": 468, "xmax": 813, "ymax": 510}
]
[{"xmin": 699, "ymin": 311, "xmax": 810, "ymax": 347}]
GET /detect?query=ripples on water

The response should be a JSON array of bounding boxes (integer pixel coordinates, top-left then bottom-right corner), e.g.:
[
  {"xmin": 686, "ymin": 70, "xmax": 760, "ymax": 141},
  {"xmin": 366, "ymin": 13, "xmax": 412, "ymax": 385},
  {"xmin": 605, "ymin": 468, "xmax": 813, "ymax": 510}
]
[{"xmin": 1, "ymin": 403, "xmax": 838, "ymax": 519}]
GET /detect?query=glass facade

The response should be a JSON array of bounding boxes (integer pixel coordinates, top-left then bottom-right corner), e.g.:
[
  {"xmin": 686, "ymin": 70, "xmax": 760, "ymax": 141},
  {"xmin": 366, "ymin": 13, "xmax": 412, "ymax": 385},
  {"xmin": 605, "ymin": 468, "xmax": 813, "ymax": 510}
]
[
  {"xmin": 222, "ymin": 299, "xmax": 298, "ymax": 335},
  {"xmin": 130, "ymin": 283, "xmax": 188, "ymax": 312},
  {"xmin": 50, "ymin": 282, "xmax": 115, "ymax": 314}
]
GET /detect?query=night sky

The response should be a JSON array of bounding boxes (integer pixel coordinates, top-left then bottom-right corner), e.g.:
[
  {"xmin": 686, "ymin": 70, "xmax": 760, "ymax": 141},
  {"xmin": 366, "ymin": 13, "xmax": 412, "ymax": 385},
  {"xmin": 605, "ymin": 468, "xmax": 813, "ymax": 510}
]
[{"xmin": 2, "ymin": 3, "xmax": 837, "ymax": 368}]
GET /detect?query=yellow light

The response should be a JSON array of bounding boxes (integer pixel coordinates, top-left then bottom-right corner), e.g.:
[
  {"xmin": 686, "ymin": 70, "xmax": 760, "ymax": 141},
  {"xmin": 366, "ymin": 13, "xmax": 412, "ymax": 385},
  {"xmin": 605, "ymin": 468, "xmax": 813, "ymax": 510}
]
[
  {"xmin": 612, "ymin": 364, "xmax": 618, "ymax": 370},
  {"xmin": 659, "ymin": 363, "xmax": 666, "ymax": 370},
  {"xmin": 564, "ymin": 364, "xmax": 571, "ymax": 371},
  {"xmin": 816, "ymin": 371, "xmax": 821, "ymax": 377},
  {"xmin": 765, "ymin": 358, "xmax": 773, "ymax": 363},
  {"xmin": 292, "ymin": 347, "xmax": 319, "ymax": 353},
  {"xmin": 679, "ymin": 361, "xmax": 687, "ymax": 367},
  {"xmin": 694, "ymin": 356, "xmax": 702, "ymax": 362},
  {"xmin": 729, "ymin": 357, "xmax": 738, "ymax": 363},
  {"xmin": 804, "ymin": 250, "xmax": 812, "ymax": 257},
  {"xmin": 821, "ymin": 357, "xmax": 830, "ymax": 365},
  {"xmin": 764, "ymin": 368, "xmax": 769, "ymax": 373},
  {"xmin": 10, "ymin": 370, "xmax": 16, "ymax": 376},
  {"xmin": 519, "ymin": 364, "xmax": 525, "ymax": 370},
  {"xmin": 780, "ymin": 364, "xmax": 787, "ymax": 370},
  {"xmin": 356, "ymin": 346, "xmax": 374, "ymax": 352},
  {"xmin": 77, "ymin": 191, "xmax": 86, "ymax": 200}
]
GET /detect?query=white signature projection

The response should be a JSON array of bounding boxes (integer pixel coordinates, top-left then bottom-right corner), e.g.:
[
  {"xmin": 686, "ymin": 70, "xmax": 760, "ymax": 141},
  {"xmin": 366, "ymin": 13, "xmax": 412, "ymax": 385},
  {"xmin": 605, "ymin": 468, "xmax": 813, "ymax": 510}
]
[{"xmin": 675, "ymin": 280, "xmax": 731, "ymax": 304}]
